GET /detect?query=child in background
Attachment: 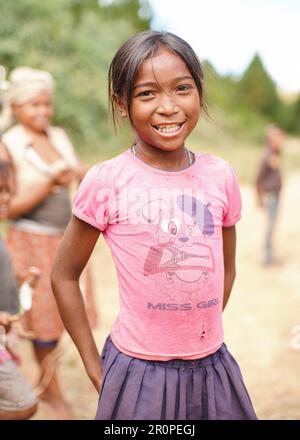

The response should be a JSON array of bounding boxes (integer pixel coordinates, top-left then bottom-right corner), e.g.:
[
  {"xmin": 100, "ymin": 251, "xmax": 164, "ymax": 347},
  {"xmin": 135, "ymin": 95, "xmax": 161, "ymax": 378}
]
[
  {"xmin": 51, "ymin": 31, "xmax": 257, "ymax": 420},
  {"xmin": 0, "ymin": 159, "xmax": 37, "ymax": 420},
  {"xmin": 255, "ymin": 124, "xmax": 285, "ymax": 266}
]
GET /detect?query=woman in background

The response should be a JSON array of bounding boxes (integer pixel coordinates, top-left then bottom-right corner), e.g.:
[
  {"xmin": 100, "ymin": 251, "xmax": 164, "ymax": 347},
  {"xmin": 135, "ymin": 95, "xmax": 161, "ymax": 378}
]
[{"xmin": 0, "ymin": 67, "xmax": 97, "ymax": 419}]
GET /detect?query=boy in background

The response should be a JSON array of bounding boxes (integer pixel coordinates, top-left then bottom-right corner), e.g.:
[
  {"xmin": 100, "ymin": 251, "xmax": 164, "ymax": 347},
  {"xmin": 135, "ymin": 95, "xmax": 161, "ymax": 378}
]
[{"xmin": 256, "ymin": 124, "xmax": 285, "ymax": 266}]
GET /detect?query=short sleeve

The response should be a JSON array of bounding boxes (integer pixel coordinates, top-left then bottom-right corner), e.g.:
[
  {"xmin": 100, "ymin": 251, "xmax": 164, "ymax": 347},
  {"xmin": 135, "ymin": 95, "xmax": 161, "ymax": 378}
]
[
  {"xmin": 222, "ymin": 164, "xmax": 242, "ymax": 227},
  {"xmin": 72, "ymin": 163, "xmax": 112, "ymax": 231}
]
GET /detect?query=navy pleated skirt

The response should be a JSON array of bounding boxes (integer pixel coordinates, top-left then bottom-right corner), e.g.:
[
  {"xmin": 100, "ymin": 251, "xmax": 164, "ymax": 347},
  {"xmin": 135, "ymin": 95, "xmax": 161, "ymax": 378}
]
[{"xmin": 95, "ymin": 336, "xmax": 257, "ymax": 420}]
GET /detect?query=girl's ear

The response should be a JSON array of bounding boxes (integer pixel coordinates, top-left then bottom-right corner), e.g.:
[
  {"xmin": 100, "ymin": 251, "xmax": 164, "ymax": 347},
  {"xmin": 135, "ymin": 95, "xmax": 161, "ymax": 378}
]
[{"xmin": 114, "ymin": 94, "xmax": 128, "ymax": 119}]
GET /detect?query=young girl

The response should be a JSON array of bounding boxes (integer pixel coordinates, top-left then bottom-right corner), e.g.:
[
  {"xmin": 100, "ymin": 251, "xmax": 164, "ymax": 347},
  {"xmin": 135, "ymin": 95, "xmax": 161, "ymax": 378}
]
[
  {"xmin": 0, "ymin": 67, "xmax": 97, "ymax": 419},
  {"xmin": 51, "ymin": 31, "xmax": 257, "ymax": 420}
]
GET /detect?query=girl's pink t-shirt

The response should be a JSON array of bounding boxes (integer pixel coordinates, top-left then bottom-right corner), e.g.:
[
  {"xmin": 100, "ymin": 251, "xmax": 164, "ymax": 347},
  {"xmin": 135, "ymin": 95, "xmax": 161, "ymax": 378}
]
[{"xmin": 73, "ymin": 149, "xmax": 242, "ymax": 360}]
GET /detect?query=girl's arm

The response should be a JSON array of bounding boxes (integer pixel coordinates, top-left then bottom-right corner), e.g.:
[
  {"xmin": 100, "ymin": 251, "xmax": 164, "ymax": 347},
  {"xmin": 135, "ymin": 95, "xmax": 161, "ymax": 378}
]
[
  {"xmin": 50, "ymin": 215, "xmax": 102, "ymax": 391},
  {"xmin": 222, "ymin": 225, "xmax": 237, "ymax": 311}
]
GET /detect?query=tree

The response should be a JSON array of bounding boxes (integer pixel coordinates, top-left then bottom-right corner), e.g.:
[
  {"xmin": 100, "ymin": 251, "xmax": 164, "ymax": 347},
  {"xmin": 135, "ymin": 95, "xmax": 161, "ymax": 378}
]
[
  {"xmin": 286, "ymin": 95, "xmax": 300, "ymax": 134},
  {"xmin": 0, "ymin": 0, "xmax": 151, "ymax": 156},
  {"xmin": 239, "ymin": 53, "xmax": 280, "ymax": 118}
]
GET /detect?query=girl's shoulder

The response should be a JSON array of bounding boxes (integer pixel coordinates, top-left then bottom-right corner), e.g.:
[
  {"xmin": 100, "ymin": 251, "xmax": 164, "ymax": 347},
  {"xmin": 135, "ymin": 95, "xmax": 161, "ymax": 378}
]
[
  {"xmin": 82, "ymin": 151, "xmax": 128, "ymax": 187},
  {"xmin": 195, "ymin": 152, "xmax": 240, "ymax": 192},
  {"xmin": 196, "ymin": 152, "xmax": 235, "ymax": 175}
]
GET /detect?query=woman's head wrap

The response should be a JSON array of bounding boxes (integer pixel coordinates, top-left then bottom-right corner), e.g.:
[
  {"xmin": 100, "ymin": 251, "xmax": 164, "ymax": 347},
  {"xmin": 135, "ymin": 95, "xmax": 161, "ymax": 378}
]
[{"xmin": 0, "ymin": 66, "xmax": 55, "ymax": 132}]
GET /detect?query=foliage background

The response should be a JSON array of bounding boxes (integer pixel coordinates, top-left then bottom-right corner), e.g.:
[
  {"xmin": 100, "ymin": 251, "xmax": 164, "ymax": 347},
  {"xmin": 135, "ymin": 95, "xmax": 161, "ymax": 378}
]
[
  {"xmin": 1, "ymin": 1, "xmax": 300, "ymax": 421},
  {"xmin": 1, "ymin": 0, "xmax": 299, "ymax": 180}
]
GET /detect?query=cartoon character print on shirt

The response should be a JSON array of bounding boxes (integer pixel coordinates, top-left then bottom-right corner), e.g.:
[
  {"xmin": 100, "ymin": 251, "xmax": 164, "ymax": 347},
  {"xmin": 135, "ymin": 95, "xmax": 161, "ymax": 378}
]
[{"xmin": 142, "ymin": 195, "xmax": 215, "ymax": 303}]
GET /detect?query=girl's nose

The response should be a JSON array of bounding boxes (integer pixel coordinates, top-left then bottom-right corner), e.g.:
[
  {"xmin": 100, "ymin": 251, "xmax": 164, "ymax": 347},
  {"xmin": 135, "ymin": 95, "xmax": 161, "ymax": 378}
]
[{"xmin": 156, "ymin": 95, "xmax": 179, "ymax": 116}]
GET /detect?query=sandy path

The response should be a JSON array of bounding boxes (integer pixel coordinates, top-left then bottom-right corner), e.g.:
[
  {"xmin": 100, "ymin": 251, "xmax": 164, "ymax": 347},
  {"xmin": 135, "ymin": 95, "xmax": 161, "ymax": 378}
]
[
  {"xmin": 19, "ymin": 170, "xmax": 300, "ymax": 420},
  {"xmin": 225, "ymin": 173, "xmax": 300, "ymax": 419}
]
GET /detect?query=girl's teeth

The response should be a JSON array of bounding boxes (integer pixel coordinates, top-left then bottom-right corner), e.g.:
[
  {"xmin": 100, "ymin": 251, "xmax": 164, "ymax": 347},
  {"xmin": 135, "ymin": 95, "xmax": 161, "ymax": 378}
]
[{"xmin": 156, "ymin": 124, "xmax": 181, "ymax": 133}]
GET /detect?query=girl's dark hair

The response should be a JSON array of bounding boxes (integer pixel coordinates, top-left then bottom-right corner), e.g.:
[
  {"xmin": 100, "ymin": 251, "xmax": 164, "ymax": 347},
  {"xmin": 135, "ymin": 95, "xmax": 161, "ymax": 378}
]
[{"xmin": 108, "ymin": 31, "xmax": 206, "ymax": 127}]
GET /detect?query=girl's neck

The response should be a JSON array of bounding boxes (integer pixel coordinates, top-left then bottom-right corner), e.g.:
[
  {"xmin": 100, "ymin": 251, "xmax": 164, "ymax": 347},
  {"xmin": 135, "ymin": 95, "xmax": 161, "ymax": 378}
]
[{"xmin": 132, "ymin": 143, "xmax": 193, "ymax": 172}]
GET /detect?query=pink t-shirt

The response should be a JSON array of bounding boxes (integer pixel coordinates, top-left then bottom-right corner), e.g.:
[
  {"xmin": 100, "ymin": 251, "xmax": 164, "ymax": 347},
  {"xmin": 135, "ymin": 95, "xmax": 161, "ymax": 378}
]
[{"xmin": 73, "ymin": 148, "xmax": 242, "ymax": 361}]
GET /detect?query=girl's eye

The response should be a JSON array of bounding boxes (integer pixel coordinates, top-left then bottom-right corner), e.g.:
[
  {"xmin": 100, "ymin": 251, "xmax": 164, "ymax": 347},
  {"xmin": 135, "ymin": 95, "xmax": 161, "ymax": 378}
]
[
  {"xmin": 177, "ymin": 84, "xmax": 192, "ymax": 93},
  {"xmin": 137, "ymin": 90, "xmax": 154, "ymax": 98}
]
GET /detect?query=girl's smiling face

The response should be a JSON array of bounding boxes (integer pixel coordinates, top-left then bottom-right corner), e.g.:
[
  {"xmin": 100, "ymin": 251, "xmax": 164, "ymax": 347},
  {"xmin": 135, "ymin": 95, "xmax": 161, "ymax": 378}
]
[
  {"xmin": 126, "ymin": 47, "xmax": 201, "ymax": 153},
  {"xmin": 12, "ymin": 90, "xmax": 53, "ymax": 133}
]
